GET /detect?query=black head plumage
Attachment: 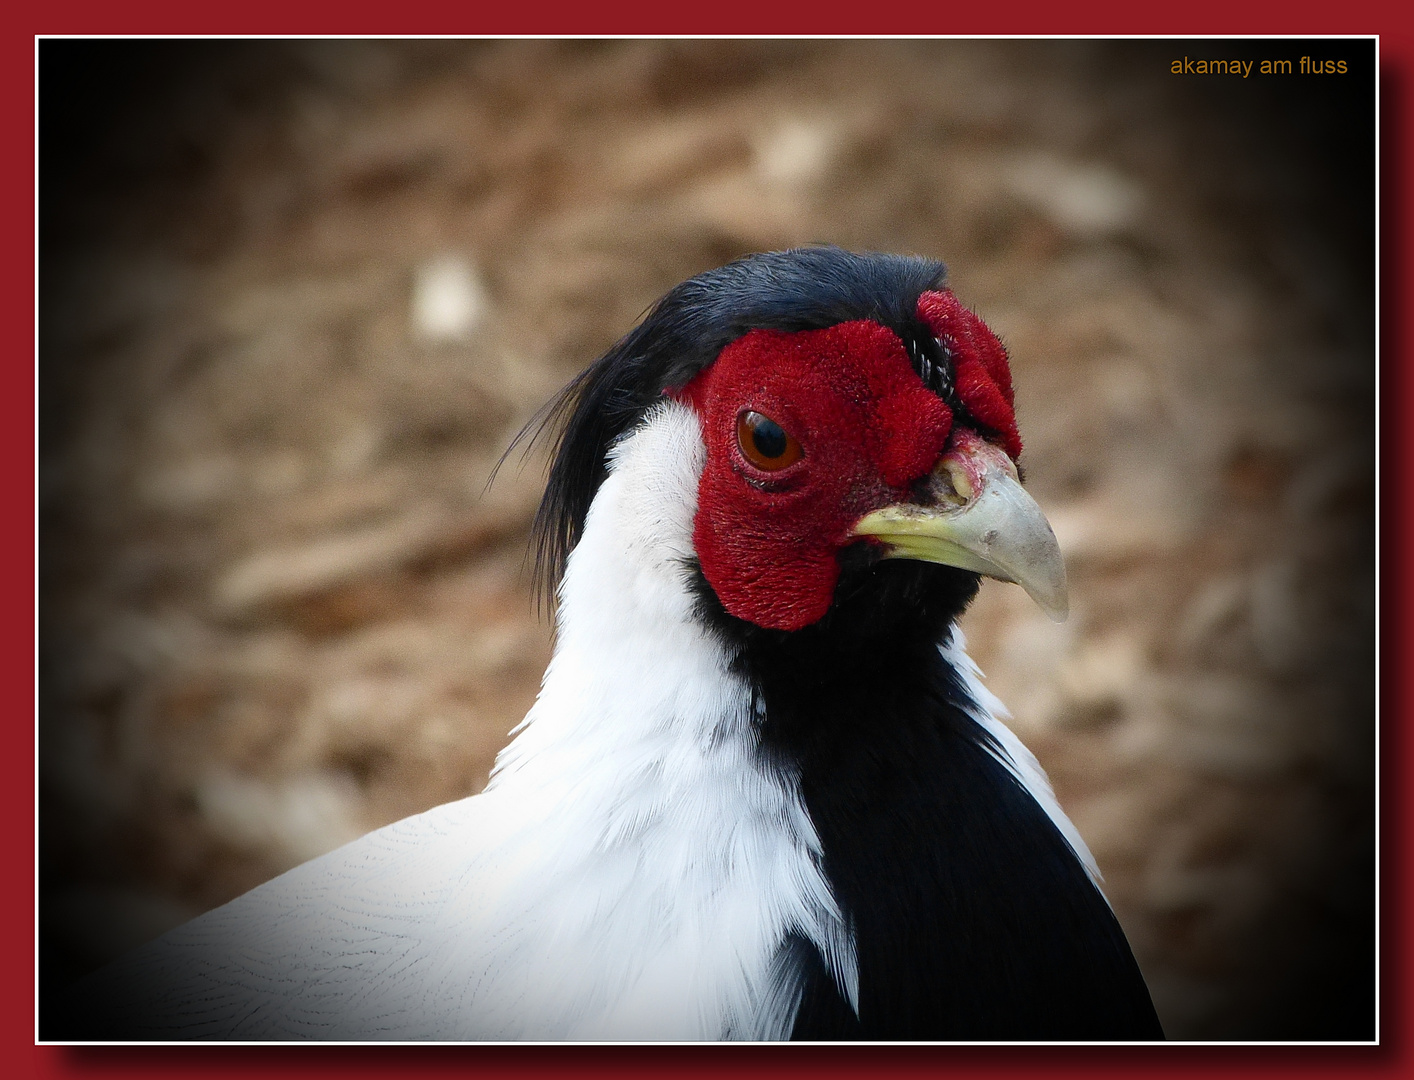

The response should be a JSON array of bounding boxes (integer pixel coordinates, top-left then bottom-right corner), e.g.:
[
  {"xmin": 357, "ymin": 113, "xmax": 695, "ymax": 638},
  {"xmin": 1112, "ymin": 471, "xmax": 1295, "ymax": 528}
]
[{"xmin": 510, "ymin": 246, "xmax": 953, "ymax": 609}]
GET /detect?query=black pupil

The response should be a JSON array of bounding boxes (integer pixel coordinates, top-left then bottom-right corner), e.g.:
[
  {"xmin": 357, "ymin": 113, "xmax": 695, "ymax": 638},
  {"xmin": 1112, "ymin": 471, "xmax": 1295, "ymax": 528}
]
[{"xmin": 751, "ymin": 417, "xmax": 788, "ymax": 459}]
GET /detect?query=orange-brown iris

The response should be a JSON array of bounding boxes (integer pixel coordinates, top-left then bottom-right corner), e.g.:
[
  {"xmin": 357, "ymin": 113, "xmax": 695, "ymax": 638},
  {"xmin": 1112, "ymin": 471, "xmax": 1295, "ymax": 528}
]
[{"xmin": 736, "ymin": 410, "xmax": 803, "ymax": 471}]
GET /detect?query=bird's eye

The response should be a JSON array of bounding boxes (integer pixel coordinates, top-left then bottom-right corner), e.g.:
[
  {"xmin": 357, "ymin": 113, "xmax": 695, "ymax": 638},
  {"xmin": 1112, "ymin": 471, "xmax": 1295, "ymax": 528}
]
[{"xmin": 736, "ymin": 410, "xmax": 803, "ymax": 471}]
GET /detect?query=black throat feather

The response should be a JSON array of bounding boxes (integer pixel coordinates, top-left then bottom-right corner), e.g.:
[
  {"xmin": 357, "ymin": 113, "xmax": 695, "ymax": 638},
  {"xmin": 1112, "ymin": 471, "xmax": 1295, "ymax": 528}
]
[{"xmin": 692, "ymin": 555, "xmax": 1164, "ymax": 1040}]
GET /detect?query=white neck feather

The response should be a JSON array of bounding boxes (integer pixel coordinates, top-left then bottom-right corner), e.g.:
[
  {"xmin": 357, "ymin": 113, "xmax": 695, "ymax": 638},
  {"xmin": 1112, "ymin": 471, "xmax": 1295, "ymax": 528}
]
[{"xmin": 469, "ymin": 400, "xmax": 856, "ymax": 1038}]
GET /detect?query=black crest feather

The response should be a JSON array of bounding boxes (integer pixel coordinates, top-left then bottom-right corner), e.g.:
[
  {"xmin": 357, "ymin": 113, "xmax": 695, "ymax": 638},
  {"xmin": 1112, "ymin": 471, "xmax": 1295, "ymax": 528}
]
[{"xmin": 508, "ymin": 246, "xmax": 950, "ymax": 612}]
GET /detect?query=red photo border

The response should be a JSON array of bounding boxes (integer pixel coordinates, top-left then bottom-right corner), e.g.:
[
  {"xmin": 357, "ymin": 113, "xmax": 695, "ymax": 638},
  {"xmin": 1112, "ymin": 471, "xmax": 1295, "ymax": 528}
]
[{"xmin": 15, "ymin": 5, "xmax": 1407, "ymax": 1077}]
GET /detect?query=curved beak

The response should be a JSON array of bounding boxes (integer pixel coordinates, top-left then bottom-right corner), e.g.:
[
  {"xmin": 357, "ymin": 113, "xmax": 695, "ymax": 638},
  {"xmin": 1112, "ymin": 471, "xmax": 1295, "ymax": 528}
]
[{"xmin": 850, "ymin": 430, "xmax": 1069, "ymax": 621}]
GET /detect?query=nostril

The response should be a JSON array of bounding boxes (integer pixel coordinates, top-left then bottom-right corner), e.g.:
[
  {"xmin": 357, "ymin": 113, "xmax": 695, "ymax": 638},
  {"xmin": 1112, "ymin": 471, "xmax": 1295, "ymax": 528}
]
[
  {"xmin": 943, "ymin": 460, "xmax": 974, "ymax": 501},
  {"xmin": 914, "ymin": 458, "xmax": 971, "ymax": 508}
]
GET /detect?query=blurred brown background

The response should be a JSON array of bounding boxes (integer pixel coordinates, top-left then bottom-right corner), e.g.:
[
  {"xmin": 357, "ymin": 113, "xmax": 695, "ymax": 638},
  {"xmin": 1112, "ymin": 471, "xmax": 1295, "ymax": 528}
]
[{"xmin": 38, "ymin": 38, "xmax": 1376, "ymax": 1040}]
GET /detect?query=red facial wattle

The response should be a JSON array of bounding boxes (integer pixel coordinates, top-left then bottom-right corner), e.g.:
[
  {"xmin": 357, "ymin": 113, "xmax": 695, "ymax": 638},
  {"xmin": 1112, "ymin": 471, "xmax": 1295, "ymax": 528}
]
[
  {"xmin": 675, "ymin": 320, "xmax": 953, "ymax": 631},
  {"xmin": 916, "ymin": 289, "xmax": 1022, "ymax": 460}
]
